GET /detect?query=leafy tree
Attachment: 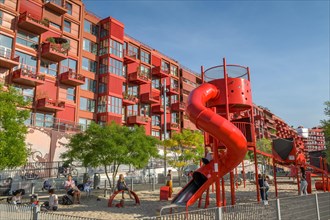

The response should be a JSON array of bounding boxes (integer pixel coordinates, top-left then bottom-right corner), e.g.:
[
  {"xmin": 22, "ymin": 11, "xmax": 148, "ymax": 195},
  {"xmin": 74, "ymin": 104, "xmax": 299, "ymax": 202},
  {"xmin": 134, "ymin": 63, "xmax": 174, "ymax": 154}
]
[
  {"xmin": 256, "ymin": 138, "xmax": 272, "ymax": 172},
  {"xmin": 163, "ymin": 129, "xmax": 204, "ymax": 184},
  {"xmin": 0, "ymin": 85, "xmax": 29, "ymax": 170},
  {"xmin": 61, "ymin": 122, "xmax": 159, "ymax": 189},
  {"xmin": 320, "ymin": 101, "xmax": 330, "ymax": 163}
]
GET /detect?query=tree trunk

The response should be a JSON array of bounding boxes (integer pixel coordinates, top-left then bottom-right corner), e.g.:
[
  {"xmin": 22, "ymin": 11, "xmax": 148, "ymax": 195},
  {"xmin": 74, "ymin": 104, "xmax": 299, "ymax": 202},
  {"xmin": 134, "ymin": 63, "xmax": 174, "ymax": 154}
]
[{"xmin": 104, "ymin": 165, "xmax": 112, "ymax": 189}]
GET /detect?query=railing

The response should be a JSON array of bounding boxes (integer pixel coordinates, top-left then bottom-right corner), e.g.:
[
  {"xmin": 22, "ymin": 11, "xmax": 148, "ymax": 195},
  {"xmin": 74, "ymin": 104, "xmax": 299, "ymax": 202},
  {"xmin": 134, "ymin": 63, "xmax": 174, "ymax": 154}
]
[
  {"xmin": 232, "ymin": 122, "xmax": 254, "ymax": 143},
  {"xmin": 0, "ymin": 45, "xmax": 19, "ymax": 61},
  {"xmin": 124, "ymin": 49, "xmax": 138, "ymax": 59},
  {"xmin": 62, "ymin": 68, "xmax": 85, "ymax": 81},
  {"xmin": 141, "ymin": 193, "xmax": 330, "ymax": 220},
  {"xmin": 44, "ymin": 0, "xmax": 64, "ymax": 7},
  {"xmin": 19, "ymin": 11, "xmax": 49, "ymax": 27},
  {"xmin": 15, "ymin": 65, "xmax": 45, "ymax": 81}
]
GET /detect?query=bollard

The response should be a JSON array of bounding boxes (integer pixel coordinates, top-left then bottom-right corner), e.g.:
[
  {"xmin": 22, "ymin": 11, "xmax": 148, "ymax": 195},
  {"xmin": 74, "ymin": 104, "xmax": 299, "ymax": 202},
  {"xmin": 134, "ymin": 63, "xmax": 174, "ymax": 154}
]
[
  {"xmin": 152, "ymin": 177, "xmax": 155, "ymax": 191},
  {"xmin": 32, "ymin": 205, "xmax": 40, "ymax": 220},
  {"xmin": 130, "ymin": 178, "xmax": 134, "ymax": 191},
  {"xmin": 31, "ymin": 182, "xmax": 35, "ymax": 195},
  {"xmin": 104, "ymin": 180, "xmax": 107, "ymax": 197}
]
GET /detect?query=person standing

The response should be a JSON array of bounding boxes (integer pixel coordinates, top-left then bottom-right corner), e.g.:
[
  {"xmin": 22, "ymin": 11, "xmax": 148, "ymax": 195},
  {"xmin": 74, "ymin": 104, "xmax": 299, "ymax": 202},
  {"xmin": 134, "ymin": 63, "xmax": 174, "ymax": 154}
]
[
  {"xmin": 65, "ymin": 175, "xmax": 81, "ymax": 204},
  {"xmin": 166, "ymin": 170, "xmax": 173, "ymax": 198},
  {"xmin": 300, "ymin": 172, "xmax": 308, "ymax": 195}
]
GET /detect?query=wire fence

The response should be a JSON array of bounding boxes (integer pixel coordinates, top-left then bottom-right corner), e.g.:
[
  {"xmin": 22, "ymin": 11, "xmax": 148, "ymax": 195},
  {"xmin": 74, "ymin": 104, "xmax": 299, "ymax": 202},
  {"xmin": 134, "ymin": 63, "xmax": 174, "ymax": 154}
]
[{"xmin": 139, "ymin": 192, "xmax": 330, "ymax": 220}]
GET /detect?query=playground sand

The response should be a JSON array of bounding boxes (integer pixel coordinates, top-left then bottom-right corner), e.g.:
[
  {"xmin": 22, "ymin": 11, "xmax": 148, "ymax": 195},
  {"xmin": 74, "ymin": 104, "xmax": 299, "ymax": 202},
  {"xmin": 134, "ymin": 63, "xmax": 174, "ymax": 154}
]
[{"xmin": 55, "ymin": 181, "xmax": 301, "ymax": 220}]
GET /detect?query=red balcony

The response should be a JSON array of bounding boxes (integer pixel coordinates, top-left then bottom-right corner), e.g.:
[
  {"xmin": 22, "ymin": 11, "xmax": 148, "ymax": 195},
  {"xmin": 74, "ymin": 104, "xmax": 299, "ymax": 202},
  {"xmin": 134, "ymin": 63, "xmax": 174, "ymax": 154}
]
[
  {"xmin": 128, "ymin": 71, "xmax": 150, "ymax": 85},
  {"xmin": 122, "ymin": 93, "xmax": 139, "ymax": 106},
  {"xmin": 41, "ymin": 42, "xmax": 68, "ymax": 62},
  {"xmin": 123, "ymin": 49, "xmax": 138, "ymax": 64},
  {"xmin": 171, "ymin": 102, "xmax": 185, "ymax": 112},
  {"xmin": 60, "ymin": 69, "xmax": 85, "ymax": 86},
  {"xmin": 18, "ymin": 12, "xmax": 49, "ymax": 34},
  {"xmin": 167, "ymin": 122, "xmax": 180, "ymax": 131},
  {"xmin": 167, "ymin": 84, "xmax": 179, "ymax": 95},
  {"xmin": 43, "ymin": 0, "xmax": 67, "ymax": 15},
  {"xmin": 0, "ymin": 46, "xmax": 19, "ymax": 69},
  {"xmin": 140, "ymin": 93, "xmax": 160, "ymax": 104},
  {"xmin": 152, "ymin": 66, "xmax": 169, "ymax": 78},
  {"xmin": 36, "ymin": 98, "xmax": 65, "ymax": 112},
  {"xmin": 152, "ymin": 105, "xmax": 164, "ymax": 114},
  {"xmin": 127, "ymin": 115, "xmax": 149, "ymax": 125},
  {"xmin": 12, "ymin": 67, "xmax": 45, "ymax": 86}
]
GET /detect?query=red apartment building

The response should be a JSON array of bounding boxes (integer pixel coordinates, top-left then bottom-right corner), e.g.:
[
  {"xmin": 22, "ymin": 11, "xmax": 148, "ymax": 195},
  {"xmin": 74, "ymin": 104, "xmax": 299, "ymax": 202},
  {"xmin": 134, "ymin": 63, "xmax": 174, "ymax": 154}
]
[{"xmin": 0, "ymin": 0, "xmax": 325, "ymax": 151}]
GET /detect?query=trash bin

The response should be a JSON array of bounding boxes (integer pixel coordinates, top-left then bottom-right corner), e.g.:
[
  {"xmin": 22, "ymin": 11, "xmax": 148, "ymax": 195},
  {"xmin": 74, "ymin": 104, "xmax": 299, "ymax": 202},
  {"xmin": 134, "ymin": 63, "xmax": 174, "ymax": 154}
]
[
  {"xmin": 83, "ymin": 173, "xmax": 89, "ymax": 184},
  {"xmin": 160, "ymin": 186, "xmax": 169, "ymax": 201},
  {"xmin": 94, "ymin": 173, "xmax": 100, "ymax": 189}
]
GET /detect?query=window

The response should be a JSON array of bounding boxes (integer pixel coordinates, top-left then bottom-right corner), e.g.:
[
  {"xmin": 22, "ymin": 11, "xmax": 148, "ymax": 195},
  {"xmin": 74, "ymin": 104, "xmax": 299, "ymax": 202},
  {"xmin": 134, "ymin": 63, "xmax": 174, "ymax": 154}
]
[
  {"xmin": 109, "ymin": 58, "xmax": 123, "ymax": 76},
  {"xmin": 80, "ymin": 78, "xmax": 96, "ymax": 92},
  {"xmin": 83, "ymin": 38, "xmax": 97, "ymax": 55},
  {"xmin": 15, "ymin": 51, "xmax": 37, "ymax": 71},
  {"xmin": 139, "ymin": 65, "xmax": 150, "ymax": 78},
  {"xmin": 152, "ymin": 115, "xmax": 161, "ymax": 127},
  {"xmin": 140, "ymin": 104, "xmax": 150, "ymax": 117},
  {"xmin": 16, "ymin": 30, "xmax": 39, "ymax": 48},
  {"xmin": 126, "ymin": 43, "xmax": 138, "ymax": 58},
  {"xmin": 80, "ymin": 97, "xmax": 95, "ymax": 112},
  {"xmin": 49, "ymin": 22, "xmax": 61, "ymax": 29},
  {"xmin": 98, "ymin": 76, "xmax": 107, "ymax": 93},
  {"xmin": 127, "ymin": 85, "xmax": 139, "ymax": 97},
  {"xmin": 108, "ymin": 96, "xmax": 122, "ymax": 115},
  {"xmin": 84, "ymin": 20, "xmax": 99, "ymax": 36},
  {"xmin": 97, "ymin": 96, "xmax": 107, "ymax": 113},
  {"xmin": 152, "ymin": 77, "xmax": 160, "ymax": 90},
  {"xmin": 79, "ymin": 118, "xmax": 92, "ymax": 131},
  {"xmin": 161, "ymin": 60, "xmax": 170, "ymax": 73},
  {"xmin": 66, "ymin": 2, "xmax": 72, "ymax": 15},
  {"xmin": 100, "ymin": 22, "xmax": 109, "ymax": 38},
  {"xmin": 171, "ymin": 113, "xmax": 179, "ymax": 124},
  {"xmin": 170, "ymin": 65, "xmax": 178, "ymax": 77},
  {"xmin": 171, "ymin": 78, "xmax": 179, "ymax": 90},
  {"xmin": 64, "ymin": 20, "xmax": 71, "ymax": 33},
  {"xmin": 14, "ymin": 86, "xmax": 34, "ymax": 103},
  {"xmin": 67, "ymin": 87, "xmax": 75, "ymax": 101},
  {"xmin": 171, "ymin": 95, "xmax": 178, "ymax": 104},
  {"xmin": 0, "ymin": 11, "xmax": 3, "ymax": 26},
  {"xmin": 127, "ymin": 104, "xmax": 138, "ymax": 116},
  {"xmin": 35, "ymin": 113, "xmax": 54, "ymax": 128},
  {"xmin": 82, "ymin": 57, "xmax": 97, "ymax": 73},
  {"xmin": 40, "ymin": 59, "xmax": 58, "ymax": 76},
  {"xmin": 60, "ymin": 58, "xmax": 77, "ymax": 73},
  {"xmin": 110, "ymin": 39, "xmax": 123, "ymax": 58},
  {"xmin": 140, "ymin": 50, "xmax": 150, "ymax": 64},
  {"xmin": 152, "ymin": 130, "xmax": 160, "ymax": 138},
  {"xmin": 0, "ymin": 34, "xmax": 13, "ymax": 58}
]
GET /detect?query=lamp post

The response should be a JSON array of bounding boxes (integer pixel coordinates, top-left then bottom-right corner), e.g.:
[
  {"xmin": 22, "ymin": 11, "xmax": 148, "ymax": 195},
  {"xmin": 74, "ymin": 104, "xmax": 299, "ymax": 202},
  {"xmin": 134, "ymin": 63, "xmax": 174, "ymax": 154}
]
[{"xmin": 163, "ymin": 78, "xmax": 168, "ymax": 178}]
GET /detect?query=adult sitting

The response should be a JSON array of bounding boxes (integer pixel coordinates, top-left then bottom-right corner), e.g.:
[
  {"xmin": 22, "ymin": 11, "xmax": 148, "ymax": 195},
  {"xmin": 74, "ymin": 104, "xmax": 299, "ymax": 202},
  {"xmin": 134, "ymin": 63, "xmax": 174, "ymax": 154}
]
[{"xmin": 64, "ymin": 175, "xmax": 81, "ymax": 204}]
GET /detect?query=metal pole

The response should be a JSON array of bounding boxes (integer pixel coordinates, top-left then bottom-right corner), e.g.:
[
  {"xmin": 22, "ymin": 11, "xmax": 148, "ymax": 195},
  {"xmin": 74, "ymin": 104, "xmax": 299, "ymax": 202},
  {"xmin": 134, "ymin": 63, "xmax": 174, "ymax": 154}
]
[
  {"xmin": 315, "ymin": 193, "xmax": 321, "ymax": 220},
  {"xmin": 276, "ymin": 198, "xmax": 281, "ymax": 220},
  {"xmin": 216, "ymin": 207, "xmax": 222, "ymax": 220},
  {"xmin": 33, "ymin": 205, "xmax": 40, "ymax": 220},
  {"xmin": 163, "ymin": 78, "xmax": 167, "ymax": 179},
  {"xmin": 130, "ymin": 178, "xmax": 134, "ymax": 191}
]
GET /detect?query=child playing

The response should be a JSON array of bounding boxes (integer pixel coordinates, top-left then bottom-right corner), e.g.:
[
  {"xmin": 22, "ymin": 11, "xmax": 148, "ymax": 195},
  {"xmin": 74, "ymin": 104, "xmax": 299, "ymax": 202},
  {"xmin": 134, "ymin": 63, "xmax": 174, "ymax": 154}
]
[{"xmin": 47, "ymin": 188, "xmax": 58, "ymax": 211}]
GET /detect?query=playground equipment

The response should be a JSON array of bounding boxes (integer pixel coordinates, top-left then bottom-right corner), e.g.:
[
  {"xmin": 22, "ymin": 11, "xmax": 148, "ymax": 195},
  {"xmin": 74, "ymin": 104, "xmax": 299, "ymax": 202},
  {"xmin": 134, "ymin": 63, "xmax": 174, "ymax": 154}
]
[
  {"xmin": 108, "ymin": 190, "xmax": 140, "ymax": 207},
  {"xmin": 169, "ymin": 58, "xmax": 330, "ymax": 210}
]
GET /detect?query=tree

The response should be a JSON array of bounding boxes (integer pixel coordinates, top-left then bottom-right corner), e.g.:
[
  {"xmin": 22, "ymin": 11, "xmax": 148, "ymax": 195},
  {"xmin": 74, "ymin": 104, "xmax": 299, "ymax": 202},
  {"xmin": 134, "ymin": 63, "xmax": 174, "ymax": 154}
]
[
  {"xmin": 0, "ymin": 85, "xmax": 29, "ymax": 170},
  {"xmin": 256, "ymin": 138, "xmax": 272, "ymax": 173},
  {"xmin": 162, "ymin": 129, "xmax": 204, "ymax": 184},
  {"xmin": 61, "ymin": 122, "xmax": 159, "ymax": 189},
  {"xmin": 320, "ymin": 101, "xmax": 330, "ymax": 163}
]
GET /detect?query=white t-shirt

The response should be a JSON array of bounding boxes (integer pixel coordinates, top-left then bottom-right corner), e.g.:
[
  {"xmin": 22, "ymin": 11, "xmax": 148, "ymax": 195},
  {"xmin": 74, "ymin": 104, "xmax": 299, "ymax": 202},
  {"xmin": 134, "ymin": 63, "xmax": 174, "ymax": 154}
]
[
  {"xmin": 65, "ymin": 180, "xmax": 76, "ymax": 189},
  {"xmin": 49, "ymin": 194, "xmax": 58, "ymax": 207}
]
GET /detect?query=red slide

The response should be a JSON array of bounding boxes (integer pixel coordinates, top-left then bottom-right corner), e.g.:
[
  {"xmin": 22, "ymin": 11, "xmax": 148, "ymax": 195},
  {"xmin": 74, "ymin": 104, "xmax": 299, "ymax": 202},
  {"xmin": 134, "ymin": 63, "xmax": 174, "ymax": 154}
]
[{"xmin": 172, "ymin": 83, "xmax": 248, "ymax": 207}]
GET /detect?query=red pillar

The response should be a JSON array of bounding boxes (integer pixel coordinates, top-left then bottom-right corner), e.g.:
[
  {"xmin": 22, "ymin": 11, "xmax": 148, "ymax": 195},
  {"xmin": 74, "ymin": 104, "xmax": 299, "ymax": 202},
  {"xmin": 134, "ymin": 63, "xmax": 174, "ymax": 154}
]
[
  {"xmin": 273, "ymin": 158, "xmax": 278, "ymax": 197},
  {"xmin": 306, "ymin": 171, "xmax": 312, "ymax": 194},
  {"xmin": 242, "ymin": 161, "xmax": 246, "ymax": 188}
]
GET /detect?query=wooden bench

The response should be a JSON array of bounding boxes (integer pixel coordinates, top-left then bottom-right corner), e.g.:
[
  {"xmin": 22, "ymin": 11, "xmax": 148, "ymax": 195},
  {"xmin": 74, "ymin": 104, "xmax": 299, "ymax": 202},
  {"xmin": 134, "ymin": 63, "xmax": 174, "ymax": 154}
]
[{"xmin": 108, "ymin": 190, "xmax": 140, "ymax": 207}]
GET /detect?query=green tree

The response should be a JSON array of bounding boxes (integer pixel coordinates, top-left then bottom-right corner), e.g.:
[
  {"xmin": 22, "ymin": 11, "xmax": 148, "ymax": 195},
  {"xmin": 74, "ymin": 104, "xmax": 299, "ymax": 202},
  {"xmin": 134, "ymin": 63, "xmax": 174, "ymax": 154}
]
[
  {"xmin": 61, "ymin": 122, "xmax": 159, "ymax": 189},
  {"xmin": 320, "ymin": 101, "xmax": 330, "ymax": 163},
  {"xmin": 0, "ymin": 85, "xmax": 29, "ymax": 170},
  {"xmin": 163, "ymin": 129, "xmax": 204, "ymax": 184}
]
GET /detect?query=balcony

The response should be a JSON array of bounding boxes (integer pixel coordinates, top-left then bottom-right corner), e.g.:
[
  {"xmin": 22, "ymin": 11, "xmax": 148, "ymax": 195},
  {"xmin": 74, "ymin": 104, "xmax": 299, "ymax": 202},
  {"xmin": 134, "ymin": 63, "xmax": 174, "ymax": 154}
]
[
  {"xmin": 127, "ymin": 115, "xmax": 149, "ymax": 125},
  {"xmin": 167, "ymin": 84, "xmax": 179, "ymax": 95},
  {"xmin": 12, "ymin": 67, "xmax": 45, "ymax": 86},
  {"xmin": 122, "ymin": 93, "xmax": 139, "ymax": 106},
  {"xmin": 36, "ymin": 98, "xmax": 65, "ymax": 112},
  {"xmin": 152, "ymin": 66, "xmax": 170, "ymax": 78},
  {"xmin": 43, "ymin": 0, "xmax": 67, "ymax": 15},
  {"xmin": 41, "ymin": 42, "xmax": 68, "ymax": 62},
  {"xmin": 152, "ymin": 105, "xmax": 164, "ymax": 114},
  {"xmin": 0, "ymin": 46, "xmax": 20, "ymax": 69},
  {"xmin": 123, "ymin": 49, "xmax": 138, "ymax": 64},
  {"xmin": 18, "ymin": 12, "xmax": 49, "ymax": 34},
  {"xmin": 171, "ymin": 102, "xmax": 185, "ymax": 112},
  {"xmin": 167, "ymin": 122, "xmax": 180, "ymax": 130},
  {"xmin": 128, "ymin": 71, "xmax": 150, "ymax": 85},
  {"xmin": 60, "ymin": 69, "xmax": 85, "ymax": 86},
  {"xmin": 140, "ymin": 93, "xmax": 160, "ymax": 104}
]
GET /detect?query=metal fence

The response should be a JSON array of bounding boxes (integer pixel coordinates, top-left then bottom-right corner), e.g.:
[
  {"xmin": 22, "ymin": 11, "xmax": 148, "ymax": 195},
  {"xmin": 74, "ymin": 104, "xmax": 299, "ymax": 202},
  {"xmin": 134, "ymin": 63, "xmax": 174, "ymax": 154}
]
[
  {"xmin": 0, "ymin": 204, "xmax": 96, "ymax": 220},
  {"xmin": 139, "ymin": 192, "xmax": 330, "ymax": 220}
]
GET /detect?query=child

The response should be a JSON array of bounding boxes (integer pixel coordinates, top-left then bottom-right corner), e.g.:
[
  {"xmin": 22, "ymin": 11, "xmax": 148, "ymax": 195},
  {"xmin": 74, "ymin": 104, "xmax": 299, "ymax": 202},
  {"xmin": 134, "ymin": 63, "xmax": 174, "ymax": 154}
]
[
  {"xmin": 47, "ymin": 188, "xmax": 58, "ymax": 211},
  {"xmin": 166, "ymin": 170, "xmax": 173, "ymax": 198},
  {"xmin": 117, "ymin": 174, "xmax": 133, "ymax": 199}
]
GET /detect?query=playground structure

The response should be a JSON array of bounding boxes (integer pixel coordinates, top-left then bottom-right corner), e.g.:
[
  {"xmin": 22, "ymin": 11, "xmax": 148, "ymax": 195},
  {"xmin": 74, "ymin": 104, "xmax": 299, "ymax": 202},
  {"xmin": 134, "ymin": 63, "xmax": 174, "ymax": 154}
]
[{"xmin": 170, "ymin": 58, "xmax": 330, "ymax": 210}]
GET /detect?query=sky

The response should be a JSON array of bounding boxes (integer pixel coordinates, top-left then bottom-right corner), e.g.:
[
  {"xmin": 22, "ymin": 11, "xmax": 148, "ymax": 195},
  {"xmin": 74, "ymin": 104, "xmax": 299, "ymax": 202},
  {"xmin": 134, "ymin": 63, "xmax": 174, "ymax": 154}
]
[{"xmin": 84, "ymin": 0, "xmax": 330, "ymax": 128}]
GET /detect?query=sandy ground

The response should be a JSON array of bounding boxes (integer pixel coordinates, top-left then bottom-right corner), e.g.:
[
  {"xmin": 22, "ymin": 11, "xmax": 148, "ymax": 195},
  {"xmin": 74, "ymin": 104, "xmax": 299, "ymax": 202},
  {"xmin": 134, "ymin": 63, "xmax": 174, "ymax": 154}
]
[{"xmin": 53, "ymin": 180, "xmax": 302, "ymax": 220}]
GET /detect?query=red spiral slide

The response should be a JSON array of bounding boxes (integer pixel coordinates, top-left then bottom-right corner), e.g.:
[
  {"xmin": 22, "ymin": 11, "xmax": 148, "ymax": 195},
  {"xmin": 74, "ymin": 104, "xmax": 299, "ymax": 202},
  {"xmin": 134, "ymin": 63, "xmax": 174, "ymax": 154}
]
[{"xmin": 171, "ymin": 83, "xmax": 248, "ymax": 207}]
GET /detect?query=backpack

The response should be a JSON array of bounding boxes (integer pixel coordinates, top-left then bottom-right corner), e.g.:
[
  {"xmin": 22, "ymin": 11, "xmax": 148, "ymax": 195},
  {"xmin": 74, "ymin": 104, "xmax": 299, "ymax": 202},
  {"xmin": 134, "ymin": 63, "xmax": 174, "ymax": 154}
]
[
  {"xmin": 61, "ymin": 195, "xmax": 73, "ymax": 205},
  {"xmin": 13, "ymin": 189, "xmax": 25, "ymax": 196},
  {"xmin": 43, "ymin": 180, "xmax": 52, "ymax": 191}
]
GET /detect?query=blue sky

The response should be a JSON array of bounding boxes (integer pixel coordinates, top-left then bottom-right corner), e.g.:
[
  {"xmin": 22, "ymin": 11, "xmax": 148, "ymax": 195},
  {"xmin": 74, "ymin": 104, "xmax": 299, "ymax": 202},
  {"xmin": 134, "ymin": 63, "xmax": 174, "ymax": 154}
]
[{"xmin": 84, "ymin": 0, "xmax": 329, "ymax": 128}]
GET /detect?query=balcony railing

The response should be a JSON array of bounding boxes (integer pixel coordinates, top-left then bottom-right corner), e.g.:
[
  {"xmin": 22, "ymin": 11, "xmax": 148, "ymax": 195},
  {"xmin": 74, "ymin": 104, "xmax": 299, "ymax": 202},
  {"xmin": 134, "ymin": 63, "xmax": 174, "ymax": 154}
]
[
  {"xmin": 18, "ymin": 12, "xmax": 49, "ymax": 34},
  {"xmin": 60, "ymin": 68, "xmax": 85, "ymax": 86},
  {"xmin": 128, "ymin": 70, "xmax": 150, "ymax": 85},
  {"xmin": 12, "ymin": 65, "xmax": 45, "ymax": 86},
  {"xmin": 36, "ymin": 98, "xmax": 65, "ymax": 112},
  {"xmin": 0, "ymin": 46, "xmax": 20, "ymax": 69},
  {"xmin": 127, "ymin": 115, "xmax": 149, "ymax": 125},
  {"xmin": 123, "ymin": 49, "xmax": 138, "ymax": 64},
  {"xmin": 167, "ymin": 84, "xmax": 179, "ymax": 95},
  {"xmin": 43, "ymin": 0, "xmax": 67, "ymax": 14},
  {"xmin": 152, "ymin": 66, "xmax": 170, "ymax": 78},
  {"xmin": 171, "ymin": 102, "xmax": 185, "ymax": 112},
  {"xmin": 41, "ymin": 42, "xmax": 68, "ymax": 62},
  {"xmin": 122, "ymin": 92, "xmax": 139, "ymax": 106}
]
